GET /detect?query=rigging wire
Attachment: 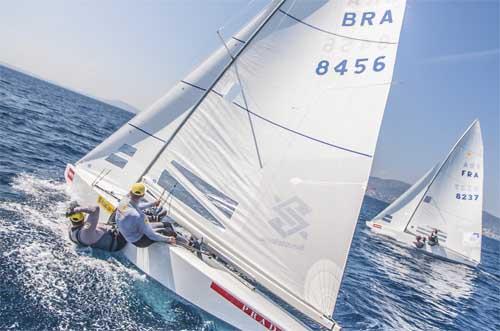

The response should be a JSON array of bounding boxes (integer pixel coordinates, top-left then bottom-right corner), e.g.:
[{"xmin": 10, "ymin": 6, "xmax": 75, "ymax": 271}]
[
  {"xmin": 215, "ymin": 3, "xmax": 264, "ymax": 169},
  {"xmin": 216, "ymin": 0, "xmax": 258, "ymax": 39}
]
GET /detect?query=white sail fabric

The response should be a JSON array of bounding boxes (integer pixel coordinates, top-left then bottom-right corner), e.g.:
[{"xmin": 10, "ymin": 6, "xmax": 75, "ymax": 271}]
[
  {"xmin": 145, "ymin": 0, "xmax": 406, "ymax": 326},
  {"xmin": 406, "ymin": 121, "xmax": 483, "ymax": 263},
  {"xmin": 372, "ymin": 164, "xmax": 440, "ymax": 231},
  {"xmin": 74, "ymin": 1, "xmax": 280, "ymax": 191}
]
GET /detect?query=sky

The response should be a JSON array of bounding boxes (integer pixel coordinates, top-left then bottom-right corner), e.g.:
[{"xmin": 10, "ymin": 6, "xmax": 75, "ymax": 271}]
[{"xmin": 0, "ymin": 0, "xmax": 498, "ymax": 215}]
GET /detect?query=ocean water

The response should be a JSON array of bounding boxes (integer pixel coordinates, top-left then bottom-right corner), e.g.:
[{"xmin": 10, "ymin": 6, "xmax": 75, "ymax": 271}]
[{"xmin": 0, "ymin": 65, "xmax": 498, "ymax": 331}]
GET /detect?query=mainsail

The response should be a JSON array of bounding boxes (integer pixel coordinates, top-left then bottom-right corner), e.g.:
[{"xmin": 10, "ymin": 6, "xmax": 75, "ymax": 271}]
[
  {"xmin": 405, "ymin": 120, "xmax": 483, "ymax": 263},
  {"xmin": 74, "ymin": 0, "xmax": 281, "ymax": 193},
  {"xmin": 141, "ymin": 0, "xmax": 407, "ymax": 327}
]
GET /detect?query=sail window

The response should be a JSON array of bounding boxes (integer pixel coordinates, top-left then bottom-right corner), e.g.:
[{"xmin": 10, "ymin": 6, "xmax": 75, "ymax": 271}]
[
  {"xmin": 105, "ymin": 153, "xmax": 127, "ymax": 168},
  {"xmin": 118, "ymin": 144, "xmax": 137, "ymax": 157},
  {"xmin": 172, "ymin": 160, "xmax": 239, "ymax": 219},
  {"xmin": 157, "ymin": 169, "xmax": 225, "ymax": 228},
  {"xmin": 224, "ymin": 83, "xmax": 242, "ymax": 103}
]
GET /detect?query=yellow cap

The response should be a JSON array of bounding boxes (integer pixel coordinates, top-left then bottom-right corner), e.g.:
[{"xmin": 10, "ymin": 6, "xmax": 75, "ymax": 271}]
[
  {"xmin": 130, "ymin": 182, "xmax": 146, "ymax": 197},
  {"xmin": 68, "ymin": 212, "xmax": 85, "ymax": 223}
]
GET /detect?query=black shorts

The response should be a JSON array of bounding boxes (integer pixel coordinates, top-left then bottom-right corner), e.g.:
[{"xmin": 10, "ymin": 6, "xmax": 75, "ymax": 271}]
[
  {"xmin": 133, "ymin": 234, "xmax": 156, "ymax": 248},
  {"xmin": 132, "ymin": 222, "xmax": 176, "ymax": 248}
]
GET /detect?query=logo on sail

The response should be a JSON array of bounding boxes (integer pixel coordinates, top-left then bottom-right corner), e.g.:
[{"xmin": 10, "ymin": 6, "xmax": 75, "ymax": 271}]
[{"xmin": 269, "ymin": 197, "xmax": 311, "ymax": 239}]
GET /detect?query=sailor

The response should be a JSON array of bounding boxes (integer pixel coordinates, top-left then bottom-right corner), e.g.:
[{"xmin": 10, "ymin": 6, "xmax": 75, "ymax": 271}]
[
  {"xmin": 66, "ymin": 202, "xmax": 126, "ymax": 251},
  {"xmin": 413, "ymin": 235, "xmax": 424, "ymax": 249},
  {"xmin": 116, "ymin": 182, "xmax": 176, "ymax": 248},
  {"xmin": 428, "ymin": 229, "xmax": 439, "ymax": 246}
]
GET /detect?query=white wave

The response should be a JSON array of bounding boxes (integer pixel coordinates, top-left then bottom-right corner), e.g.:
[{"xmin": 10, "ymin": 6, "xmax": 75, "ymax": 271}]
[{"xmin": 1, "ymin": 173, "xmax": 226, "ymax": 330}]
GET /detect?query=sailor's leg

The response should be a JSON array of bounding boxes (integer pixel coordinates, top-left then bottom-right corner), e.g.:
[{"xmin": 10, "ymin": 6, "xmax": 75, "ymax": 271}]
[{"xmin": 150, "ymin": 221, "xmax": 177, "ymax": 237}]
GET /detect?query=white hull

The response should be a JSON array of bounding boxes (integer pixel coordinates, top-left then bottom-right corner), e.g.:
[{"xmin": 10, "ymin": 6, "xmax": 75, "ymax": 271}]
[
  {"xmin": 65, "ymin": 164, "xmax": 324, "ymax": 331},
  {"xmin": 365, "ymin": 221, "xmax": 478, "ymax": 267}
]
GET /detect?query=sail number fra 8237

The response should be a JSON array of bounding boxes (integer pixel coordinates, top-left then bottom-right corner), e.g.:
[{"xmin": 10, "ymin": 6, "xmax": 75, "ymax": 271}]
[
  {"xmin": 456, "ymin": 193, "xmax": 480, "ymax": 201},
  {"xmin": 316, "ymin": 56, "xmax": 386, "ymax": 76}
]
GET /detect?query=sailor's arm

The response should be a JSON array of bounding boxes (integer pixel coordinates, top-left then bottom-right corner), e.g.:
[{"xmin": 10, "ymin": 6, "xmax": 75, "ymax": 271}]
[
  {"xmin": 74, "ymin": 206, "xmax": 100, "ymax": 232},
  {"xmin": 73, "ymin": 206, "xmax": 98, "ymax": 214},
  {"xmin": 137, "ymin": 200, "xmax": 160, "ymax": 211},
  {"xmin": 142, "ymin": 222, "xmax": 175, "ymax": 244}
]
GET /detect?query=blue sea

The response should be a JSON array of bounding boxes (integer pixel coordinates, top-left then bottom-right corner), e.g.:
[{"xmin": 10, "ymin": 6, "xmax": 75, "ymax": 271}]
[{"xmin": 0, "ymin": 65, "xmax": 498, "ymax": 331}]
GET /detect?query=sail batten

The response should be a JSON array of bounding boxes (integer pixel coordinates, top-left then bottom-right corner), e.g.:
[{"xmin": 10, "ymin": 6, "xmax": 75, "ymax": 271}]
[{"xmin": 127, "ymin": 123, "xmax": 167, "ymax": 143}]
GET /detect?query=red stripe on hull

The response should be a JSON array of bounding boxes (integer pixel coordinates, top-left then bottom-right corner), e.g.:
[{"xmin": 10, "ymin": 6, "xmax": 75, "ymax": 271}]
[
  {"xmin": 210, "ymin": 282, "xmax": 284, "ymax": 331},
  {"xmin": 67, "ymin": 167, "xmax": 75, "ymax": 182}
]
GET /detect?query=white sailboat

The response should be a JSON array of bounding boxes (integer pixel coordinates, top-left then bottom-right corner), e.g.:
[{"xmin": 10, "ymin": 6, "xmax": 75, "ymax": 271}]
[
  {"xmin": 65, "ymin": 1, "xmax": 407, "ymax": 329},
  {"xmin": 367, "ymin": 120, "xmax": 484, "ymax": 267}
]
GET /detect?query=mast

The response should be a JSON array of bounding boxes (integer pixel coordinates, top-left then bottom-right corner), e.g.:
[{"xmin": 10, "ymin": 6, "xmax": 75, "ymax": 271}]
[
  {"xmin": 138, "ymin": 0, "xmax": 286, "ymax": 180},
  {"xmin": 403, "ymin": 119, "xmax": 479, "ymax": 233}
]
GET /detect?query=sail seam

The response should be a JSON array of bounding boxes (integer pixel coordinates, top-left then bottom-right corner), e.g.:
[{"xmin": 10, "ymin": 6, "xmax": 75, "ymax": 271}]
[
  {"xmin": 127, "ymin": 123, "xmax": 166, "ymax": 143},
  {"xmin": 231, "ymin": 101, "xmax": 372, "ymax": 158},
  {"xmin": 278, "ymin": 9, "xmax": 398, "ymax": 45}
]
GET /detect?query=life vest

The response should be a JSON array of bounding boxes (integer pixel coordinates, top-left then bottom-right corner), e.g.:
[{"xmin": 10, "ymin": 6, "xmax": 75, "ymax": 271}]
[{"xmin": 68, "ymin": 226, "xmax": 126, "ymax": 252}]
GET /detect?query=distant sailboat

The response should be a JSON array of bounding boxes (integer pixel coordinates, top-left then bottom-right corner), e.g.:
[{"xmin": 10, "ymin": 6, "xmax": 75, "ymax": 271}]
[
  {"xmin": 65, "ymin": 1, "xmax": 407, "ymax": 329},
  {"xmin": 367, "ymin": 120, "xmax": 484, "ymax": 267}
]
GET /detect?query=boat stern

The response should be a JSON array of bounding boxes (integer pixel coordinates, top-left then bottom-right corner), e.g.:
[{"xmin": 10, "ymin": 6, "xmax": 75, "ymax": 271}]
[
  {"xmin": 366, "ymin": 220, "xmax": 384, "ymax": 232},
  {"xmin": 63, "ymin": 163, "xmax": 119, "ymax": 224},
  {"xmin": 64, "ymin": 163, "xmax": 76, "ymax": 187}
]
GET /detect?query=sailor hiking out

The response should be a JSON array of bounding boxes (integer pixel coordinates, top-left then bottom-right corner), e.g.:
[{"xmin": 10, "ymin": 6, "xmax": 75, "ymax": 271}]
[
  {"xmin": 413, "ymin": 235, "xmax": 425, "ymax": 249},
  {"xmin": 428, "ymin": 229, "xmax": 439, "ymax": 246},
  {"xmin": 66, "ymin": 202, "xmax": 126, "ymax": 251},
  {"xmin": 116, "ymin": 182, "xmax": 176, "ymax": 248}
]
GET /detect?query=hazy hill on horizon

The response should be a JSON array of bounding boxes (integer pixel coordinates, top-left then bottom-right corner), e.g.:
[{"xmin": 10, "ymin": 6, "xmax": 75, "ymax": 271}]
[
  {"xmin": 367, "ymin": 176, "xmax": 500, "ymax": 240},
  {"xmin": 103, "ymin": 99, "xmax": 140, "ymax": 114},
  {"xmin": 0, "ymin": 62, "xmax": 139, "ymax": 115}
]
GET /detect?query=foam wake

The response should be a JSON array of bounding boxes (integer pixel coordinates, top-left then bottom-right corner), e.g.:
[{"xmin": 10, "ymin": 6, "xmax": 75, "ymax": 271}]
[{"xmin": 0, "ymin": 173, "xmax": 228, "ymax": 330}]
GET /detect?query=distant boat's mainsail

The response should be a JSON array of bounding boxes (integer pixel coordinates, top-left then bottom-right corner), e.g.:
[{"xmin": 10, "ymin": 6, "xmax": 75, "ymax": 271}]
[
  {"xmin": 75, "ymin": 0, "xmax": 407, "ymax": 328},
  {"xmin": 373, "ymin": 121, "xmax": 484, "ymax": 264}
]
